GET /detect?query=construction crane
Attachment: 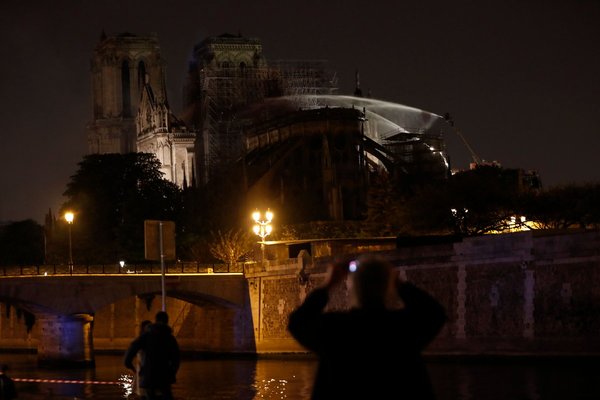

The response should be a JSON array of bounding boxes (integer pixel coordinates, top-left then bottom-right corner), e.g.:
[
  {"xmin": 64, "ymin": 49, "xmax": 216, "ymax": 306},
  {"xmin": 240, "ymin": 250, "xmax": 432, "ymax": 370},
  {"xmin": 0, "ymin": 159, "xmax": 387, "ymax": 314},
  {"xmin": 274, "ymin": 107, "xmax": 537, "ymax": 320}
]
[{"xmin": 443, "ymin": 113, "xmax": 482, "ymax": 166}]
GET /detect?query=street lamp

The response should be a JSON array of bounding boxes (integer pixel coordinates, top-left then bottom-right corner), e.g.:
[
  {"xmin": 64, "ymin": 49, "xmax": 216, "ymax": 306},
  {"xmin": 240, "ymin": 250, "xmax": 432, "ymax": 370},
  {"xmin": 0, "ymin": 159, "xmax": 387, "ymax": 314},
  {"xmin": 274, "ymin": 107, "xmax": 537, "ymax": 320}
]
[
  {"xmin": 450, "ymin": 207, "xmax": 468, "ymax": 235},
  {"xmin": 64, "ymin": 211, "xmax": 74, "ymax": 273},
  {"xmin": 252, "ymin": 209, "xmax": 273, "ymax": 262}
]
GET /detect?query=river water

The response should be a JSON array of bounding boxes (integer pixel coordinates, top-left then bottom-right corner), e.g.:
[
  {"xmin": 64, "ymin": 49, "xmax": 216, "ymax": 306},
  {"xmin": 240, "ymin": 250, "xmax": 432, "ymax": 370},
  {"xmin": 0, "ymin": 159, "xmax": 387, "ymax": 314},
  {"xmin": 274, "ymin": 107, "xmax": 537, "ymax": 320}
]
[{"xmin": 2, "ymin": 353, "xmax": 599, "ymax": 399}]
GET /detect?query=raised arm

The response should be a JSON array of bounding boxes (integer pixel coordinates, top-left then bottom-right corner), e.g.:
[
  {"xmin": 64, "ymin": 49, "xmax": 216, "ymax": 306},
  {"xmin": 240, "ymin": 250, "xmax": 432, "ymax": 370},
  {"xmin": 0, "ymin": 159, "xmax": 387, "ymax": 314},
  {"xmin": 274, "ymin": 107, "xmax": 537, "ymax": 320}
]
[
  {"xmin": 287, "ymin": 258, "xmax": 350, "ymax": 350},
  {"xmin": 123, "ymin": 336, "xmax": 143, "ymax": 371},
  {"xmin": 396, "ymin": 275, "xmax": 447, "ymax": 349}
]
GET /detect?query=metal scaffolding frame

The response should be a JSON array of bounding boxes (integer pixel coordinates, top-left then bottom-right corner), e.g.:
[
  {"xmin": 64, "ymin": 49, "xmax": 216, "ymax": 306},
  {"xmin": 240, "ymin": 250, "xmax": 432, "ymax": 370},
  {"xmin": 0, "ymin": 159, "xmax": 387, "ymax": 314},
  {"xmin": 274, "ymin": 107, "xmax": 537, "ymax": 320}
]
[
  {"xmin": 270, "ymin": 59, "xmax": 338, "ymax": 108},
  {"xmin": 196, "ymin": 60, "xmax": 338, "ymax": 183}
]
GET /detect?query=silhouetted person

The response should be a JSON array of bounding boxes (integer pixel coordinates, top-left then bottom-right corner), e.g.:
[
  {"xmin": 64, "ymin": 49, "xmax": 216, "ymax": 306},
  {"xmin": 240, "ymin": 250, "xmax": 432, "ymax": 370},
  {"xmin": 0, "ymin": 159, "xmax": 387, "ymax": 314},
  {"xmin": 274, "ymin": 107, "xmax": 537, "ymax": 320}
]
[
  {"xmin": 288, "ymin": 255, "xmax": 446, "ymax": 400},
  {"xmin": 124, "ymin": 312, "xmax": 180, "ymax": 400},
  {"xmin": 129, "ymin": 319, "xmax": 152, "ymax": 399},
  {"xmin": 0, "ymin": 364, "xmax": 17, "ymax": 400}
]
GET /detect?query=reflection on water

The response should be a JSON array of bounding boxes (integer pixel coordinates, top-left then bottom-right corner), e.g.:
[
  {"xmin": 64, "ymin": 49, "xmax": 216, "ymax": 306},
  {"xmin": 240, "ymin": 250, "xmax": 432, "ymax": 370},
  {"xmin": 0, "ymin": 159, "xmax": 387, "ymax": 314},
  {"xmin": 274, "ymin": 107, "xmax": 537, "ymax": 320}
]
[
  {"xmin": 253, "ymin": 359, "xmax": 314, "ymax": 399},
  {"xmin": 118, "ymin": 374, "xmax": 134, "ymax": 398},
  {"xmin": 2, "ymin": 353, "xmax": 599, "ymax": 399}
]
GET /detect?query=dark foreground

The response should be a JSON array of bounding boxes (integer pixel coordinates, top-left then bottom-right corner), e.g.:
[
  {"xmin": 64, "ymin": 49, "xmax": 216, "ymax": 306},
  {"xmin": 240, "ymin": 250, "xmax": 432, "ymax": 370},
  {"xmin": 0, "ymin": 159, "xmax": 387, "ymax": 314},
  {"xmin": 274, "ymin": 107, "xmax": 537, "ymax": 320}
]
[{"xmin": 1, "ymin": 353, "xmax": 599, "ymax": 399}]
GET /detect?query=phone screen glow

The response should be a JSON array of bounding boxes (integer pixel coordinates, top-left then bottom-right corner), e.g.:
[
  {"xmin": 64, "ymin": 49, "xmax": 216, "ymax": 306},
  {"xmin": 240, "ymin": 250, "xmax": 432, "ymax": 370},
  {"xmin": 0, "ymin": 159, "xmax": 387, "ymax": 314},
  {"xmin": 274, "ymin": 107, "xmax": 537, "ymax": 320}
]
[{"xmin": 348, "ymin": 260, "xmax": 357, "ymax": 272}]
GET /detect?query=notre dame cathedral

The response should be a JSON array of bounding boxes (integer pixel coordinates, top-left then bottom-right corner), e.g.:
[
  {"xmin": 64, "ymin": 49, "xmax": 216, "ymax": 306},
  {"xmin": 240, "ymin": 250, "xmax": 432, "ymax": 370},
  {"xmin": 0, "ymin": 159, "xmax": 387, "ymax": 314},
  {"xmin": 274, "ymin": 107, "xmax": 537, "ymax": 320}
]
[
  {"xmin": 87, "ymin": 32, "xmax": 195, "ymax": 188},
  {"xmin": 86, "ymin": 31, "xmax": 449, "ymax": 223}
]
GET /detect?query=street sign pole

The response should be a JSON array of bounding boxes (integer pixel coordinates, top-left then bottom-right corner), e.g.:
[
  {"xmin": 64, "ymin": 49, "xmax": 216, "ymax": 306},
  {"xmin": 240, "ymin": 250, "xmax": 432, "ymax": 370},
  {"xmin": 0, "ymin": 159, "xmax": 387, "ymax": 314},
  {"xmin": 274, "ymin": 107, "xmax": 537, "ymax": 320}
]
[
  {"xmin": 144, "ymin": 220, "xmax": 175, "ymax": 313},
  {"xmin": 159, "ymin": 221, "xmax": 166, "ymax": 311}
]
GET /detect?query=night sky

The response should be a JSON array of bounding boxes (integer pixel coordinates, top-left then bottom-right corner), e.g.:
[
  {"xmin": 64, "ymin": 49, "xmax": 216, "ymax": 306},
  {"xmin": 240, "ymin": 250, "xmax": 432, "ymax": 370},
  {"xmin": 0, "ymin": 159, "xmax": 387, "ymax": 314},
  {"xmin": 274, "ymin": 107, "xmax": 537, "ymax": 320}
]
[{"xmin": 1, "ymin": 0, "xmax": 599, "ymax": 223}]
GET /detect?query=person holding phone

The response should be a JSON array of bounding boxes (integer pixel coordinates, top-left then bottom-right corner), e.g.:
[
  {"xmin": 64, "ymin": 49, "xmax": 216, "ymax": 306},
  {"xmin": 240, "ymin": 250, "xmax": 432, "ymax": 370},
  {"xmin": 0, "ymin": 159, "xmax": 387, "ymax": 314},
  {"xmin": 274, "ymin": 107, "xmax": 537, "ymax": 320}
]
[{"xmin": 287, "ymin": 254, "xmax": 447, "ymax": 400}]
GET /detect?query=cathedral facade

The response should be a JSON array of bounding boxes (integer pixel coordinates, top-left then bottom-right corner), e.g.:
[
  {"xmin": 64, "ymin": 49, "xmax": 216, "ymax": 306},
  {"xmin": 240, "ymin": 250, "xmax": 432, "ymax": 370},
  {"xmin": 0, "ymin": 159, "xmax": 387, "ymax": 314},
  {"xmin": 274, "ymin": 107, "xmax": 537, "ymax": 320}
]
[
  {"xmin": 86, "ymin": 31, "xmax": 450, "ymax": 222},
  {"xmin": 87, "ymin": 32, "xmax": 195, "ymax": 188}
]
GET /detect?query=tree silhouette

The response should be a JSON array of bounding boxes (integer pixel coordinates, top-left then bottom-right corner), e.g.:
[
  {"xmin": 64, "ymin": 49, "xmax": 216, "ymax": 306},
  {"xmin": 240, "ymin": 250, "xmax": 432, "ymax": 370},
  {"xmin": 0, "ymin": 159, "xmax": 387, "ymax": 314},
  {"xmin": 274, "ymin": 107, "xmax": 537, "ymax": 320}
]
[
  {"xmin": 0, "ymin": 219, "xmax": 44, "ymax": 265},
  {"xmin": 60, "ymin": 153, "xmax": 181, "ymax": 263},
  {"xmin": 208, "ymin": 229, "xmax": 256, "ymax": 271}
]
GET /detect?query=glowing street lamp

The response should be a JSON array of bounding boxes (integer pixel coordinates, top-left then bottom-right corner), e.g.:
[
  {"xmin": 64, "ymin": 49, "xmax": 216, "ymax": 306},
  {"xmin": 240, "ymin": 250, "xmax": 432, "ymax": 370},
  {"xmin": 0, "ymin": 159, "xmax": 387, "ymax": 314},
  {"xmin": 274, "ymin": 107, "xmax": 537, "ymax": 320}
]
[
  {"xmin": 252, "ymin": 209, "xmax": 273, "ymax": 261},
  {"xmin": 450, "ymin": 207, "xmax": 468, "ymax": 235},
  {"xmin": 64, "ymin": 211, "xmax": 74, "ymax": 273}
]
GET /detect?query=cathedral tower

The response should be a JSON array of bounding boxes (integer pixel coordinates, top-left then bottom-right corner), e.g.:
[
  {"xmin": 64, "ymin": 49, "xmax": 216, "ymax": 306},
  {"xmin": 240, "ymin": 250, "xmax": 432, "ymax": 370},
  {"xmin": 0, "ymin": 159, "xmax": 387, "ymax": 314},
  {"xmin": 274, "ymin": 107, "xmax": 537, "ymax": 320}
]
[
  {"xmin": 87, "ymin": 32, "xmax": 167, "ymax": 154},
  {"xmin": 182, "ymin": 33, "xmax": 273, "ymax": 184},
  {"xmin": 137, "ymin": 75, "xmax": 196, "ymax": 188}
]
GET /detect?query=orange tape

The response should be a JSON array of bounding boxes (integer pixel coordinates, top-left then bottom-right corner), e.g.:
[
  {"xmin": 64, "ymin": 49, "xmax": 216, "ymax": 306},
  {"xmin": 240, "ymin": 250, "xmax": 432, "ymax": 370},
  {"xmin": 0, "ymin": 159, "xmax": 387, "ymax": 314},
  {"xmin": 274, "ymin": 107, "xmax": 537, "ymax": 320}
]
[{"xmin": 13, "ymin": 378, "xmax": 122, "ymax": 385}]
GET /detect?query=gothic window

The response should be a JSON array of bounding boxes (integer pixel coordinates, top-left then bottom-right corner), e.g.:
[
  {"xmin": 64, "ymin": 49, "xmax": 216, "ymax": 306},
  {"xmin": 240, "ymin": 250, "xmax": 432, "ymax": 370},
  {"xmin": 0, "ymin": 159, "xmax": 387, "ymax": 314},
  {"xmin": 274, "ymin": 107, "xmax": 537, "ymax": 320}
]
[
  {"xmin": 163, "ymin": 145, "xmax": 170, "ymax": 166},
  {"xmin": 155, "ymin": 144, "xmax": 163, "ymax": 163},
  {"xmin": 253, "ymin": 52, "xmax": 260, "ymax": 67},
  {"xmin": 138, "ymin": 61, "xmax": 147, "ymax": 88},
  {"xmin": 121, "ymin": 60, "xmax": 131, "ymax": 117}
]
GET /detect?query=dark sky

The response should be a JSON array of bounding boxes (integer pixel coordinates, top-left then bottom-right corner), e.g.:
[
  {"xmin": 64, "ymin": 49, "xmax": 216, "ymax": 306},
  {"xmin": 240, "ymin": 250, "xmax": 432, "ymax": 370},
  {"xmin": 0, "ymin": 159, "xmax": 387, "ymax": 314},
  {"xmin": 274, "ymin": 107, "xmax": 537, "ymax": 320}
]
[{"xmin": 1, "ymin": 0, "xmax": 599, "ymax": 223}]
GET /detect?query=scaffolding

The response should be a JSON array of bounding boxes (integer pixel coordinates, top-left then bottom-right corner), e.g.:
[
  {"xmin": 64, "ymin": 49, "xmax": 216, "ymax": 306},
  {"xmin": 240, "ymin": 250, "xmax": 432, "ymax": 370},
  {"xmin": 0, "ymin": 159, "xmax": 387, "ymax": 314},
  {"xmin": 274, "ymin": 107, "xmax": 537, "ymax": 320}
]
[
  {"xmin": 197, "ymin": 65, "xmax": 275, "ymax": 182},
  {"xmin": 195, "ymin": 59, "xmax": 339, "ymax": 183},
  {"xmin": 270, "ymin": 60, "xmax": 338, "ymax": 109}
]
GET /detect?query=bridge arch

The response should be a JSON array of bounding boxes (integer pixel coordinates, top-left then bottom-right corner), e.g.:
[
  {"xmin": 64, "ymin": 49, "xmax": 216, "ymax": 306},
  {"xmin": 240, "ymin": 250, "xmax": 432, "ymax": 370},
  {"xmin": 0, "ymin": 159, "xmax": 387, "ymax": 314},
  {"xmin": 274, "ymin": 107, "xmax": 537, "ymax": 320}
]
[
  {"xmin": 0, "ymin": 274, "xmax": 247, "ymax": 315},
  {"xmin": 0, "ymin": 274, "xmax": 254, "ymax": 365},
  {"xmin": 93, "ymin": 287, "xmax": 255, "ymax": 355}
]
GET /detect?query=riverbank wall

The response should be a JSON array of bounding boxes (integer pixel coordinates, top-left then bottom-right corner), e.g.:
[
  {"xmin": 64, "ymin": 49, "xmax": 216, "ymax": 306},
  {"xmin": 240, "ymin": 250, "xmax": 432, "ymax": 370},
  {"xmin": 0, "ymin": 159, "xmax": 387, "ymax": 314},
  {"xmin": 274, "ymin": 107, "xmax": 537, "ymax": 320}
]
[{"xmin": 247, "ymin": 230, "xmax": 600, "ymax": 356}]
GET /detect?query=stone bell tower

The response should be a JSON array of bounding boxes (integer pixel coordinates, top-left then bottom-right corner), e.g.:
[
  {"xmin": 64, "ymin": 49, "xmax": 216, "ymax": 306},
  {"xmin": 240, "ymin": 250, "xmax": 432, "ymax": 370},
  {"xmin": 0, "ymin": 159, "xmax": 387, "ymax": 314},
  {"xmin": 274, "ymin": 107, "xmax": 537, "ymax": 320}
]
[
  {"xmin": 182, "ymin": 33, "xmax": 271, "ymax": 184},
  {"xmin": 87, "ymin": 31, "xmax": 167, "ymax": 154}
]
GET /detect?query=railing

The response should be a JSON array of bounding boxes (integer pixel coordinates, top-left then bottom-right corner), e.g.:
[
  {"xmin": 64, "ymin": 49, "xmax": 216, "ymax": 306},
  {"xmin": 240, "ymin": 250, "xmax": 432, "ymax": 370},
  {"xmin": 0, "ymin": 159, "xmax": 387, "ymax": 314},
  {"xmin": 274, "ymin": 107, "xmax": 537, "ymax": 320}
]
[{"xmin": 0, "ymin": 261, "xmax": 252, "ymax": 277}]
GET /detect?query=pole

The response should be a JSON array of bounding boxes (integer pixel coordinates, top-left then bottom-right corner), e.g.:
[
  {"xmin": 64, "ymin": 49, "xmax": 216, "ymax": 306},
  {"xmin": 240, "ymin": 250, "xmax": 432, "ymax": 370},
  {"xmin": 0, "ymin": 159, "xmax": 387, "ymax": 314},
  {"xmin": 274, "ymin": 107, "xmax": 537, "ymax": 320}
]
[
  {"xmin": 253, "ymin": 209, "xmax": 273, "ymax": 266},
  {"xmin": 43, "ymin": 229, "xmax": 47, "ymax": 265},
  {"xmin": 68, "ymin": 223, "xmax": 73, "ymax": 274},
  {"xmin": 159, "ymin": 221, "xmax": 166, "ymax": 311}
]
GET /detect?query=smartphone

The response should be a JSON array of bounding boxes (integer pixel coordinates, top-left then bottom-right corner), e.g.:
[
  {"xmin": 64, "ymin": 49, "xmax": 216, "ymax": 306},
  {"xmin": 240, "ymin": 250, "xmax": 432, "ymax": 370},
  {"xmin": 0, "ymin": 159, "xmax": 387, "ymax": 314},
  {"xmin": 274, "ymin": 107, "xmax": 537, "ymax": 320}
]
[{"xmin": 348, "ymin": 260, "xmax": 358, "ymax": 272}]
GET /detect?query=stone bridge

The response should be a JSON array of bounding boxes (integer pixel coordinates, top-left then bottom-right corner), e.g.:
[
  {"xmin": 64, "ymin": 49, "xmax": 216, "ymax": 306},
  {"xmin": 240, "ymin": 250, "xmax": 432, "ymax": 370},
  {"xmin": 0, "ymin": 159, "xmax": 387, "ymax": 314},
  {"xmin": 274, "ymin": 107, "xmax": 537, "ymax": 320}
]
[
  {"xmin": 0, "ymin": 272, "xmax": 248, "ymax": 366},
  {"xmin": 0, "ymin": 273, "xmax": 247, "ymax": 315}
]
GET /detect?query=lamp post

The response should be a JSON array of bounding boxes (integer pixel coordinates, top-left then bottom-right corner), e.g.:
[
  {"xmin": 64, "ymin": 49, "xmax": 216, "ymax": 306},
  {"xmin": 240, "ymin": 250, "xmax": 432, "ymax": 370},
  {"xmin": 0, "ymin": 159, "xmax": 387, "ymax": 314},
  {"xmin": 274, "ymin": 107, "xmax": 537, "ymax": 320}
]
[
  {"xmin": 64, "ymin": 211, "xmax": 74, "ymax": 273},
  {"xmin": 252, "ymin": 209, "xmax": 273, "ymax": 262},
  {"xmin": 450, "ymin": 207, "xmax": 468, "ymax": 235}
]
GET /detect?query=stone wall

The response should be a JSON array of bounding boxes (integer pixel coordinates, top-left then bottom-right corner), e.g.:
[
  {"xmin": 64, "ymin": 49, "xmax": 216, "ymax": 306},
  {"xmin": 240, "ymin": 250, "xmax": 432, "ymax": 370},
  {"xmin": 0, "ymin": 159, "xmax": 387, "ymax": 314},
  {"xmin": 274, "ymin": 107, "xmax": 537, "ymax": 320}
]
[
  {"xmin": 250, "ymin": 230, "xmax": 600, "ymax": 356},
  {"xmin": 0, "ymin": 303, "xmax": 37, "ymax": 349}
]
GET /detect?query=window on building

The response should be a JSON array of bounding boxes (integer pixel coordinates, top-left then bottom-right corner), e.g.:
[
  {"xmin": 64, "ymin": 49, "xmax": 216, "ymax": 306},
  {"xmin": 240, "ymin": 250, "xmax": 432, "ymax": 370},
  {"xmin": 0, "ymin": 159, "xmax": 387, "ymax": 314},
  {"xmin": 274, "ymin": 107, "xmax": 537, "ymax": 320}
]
[
  {"xmin": 121, "ymin": 60, "xmax": 131, "ymax": 117},
  {"xmin": 138, "ymin": 61, "xmax": 147, "ymax": 88}
]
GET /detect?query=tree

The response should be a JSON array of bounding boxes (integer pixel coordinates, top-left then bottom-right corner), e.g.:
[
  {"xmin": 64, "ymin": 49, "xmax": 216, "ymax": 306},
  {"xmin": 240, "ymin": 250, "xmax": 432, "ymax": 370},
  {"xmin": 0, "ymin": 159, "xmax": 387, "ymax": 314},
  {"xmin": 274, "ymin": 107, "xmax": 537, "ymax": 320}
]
[
  {"xmin": 367, "ymin": 165, "xmax": 533, "ymax": 236},
  {"xmin": 0, "ymin": 219, "xmax": 44, "ymax": 265},
  {"xmin": 60, "ymin": 153, "xmax": 181, "ymax": 263},
  {"xmin": 364, "ymin": 172, "xmax": 409, "ymax": 236},
  {"xmin": 208, "ymin": 229, "xmax": 255, "ymax": 271},
  {"xmin": 441, "ymin": 165, "xmax": 523, "ymax": 235},
  {"xmin": 520, "ymin": 183, "xmax": 600, "ymax": 230}
]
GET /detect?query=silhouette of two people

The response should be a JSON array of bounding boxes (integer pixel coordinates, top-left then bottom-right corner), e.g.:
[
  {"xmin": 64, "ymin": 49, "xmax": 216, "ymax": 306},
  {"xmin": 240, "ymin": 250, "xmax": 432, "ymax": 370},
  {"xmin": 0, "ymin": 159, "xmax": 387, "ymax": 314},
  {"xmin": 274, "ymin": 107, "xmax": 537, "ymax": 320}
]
[{"xmin": 125, "ymin": 311, "xmax": 180, "ymax": 400}]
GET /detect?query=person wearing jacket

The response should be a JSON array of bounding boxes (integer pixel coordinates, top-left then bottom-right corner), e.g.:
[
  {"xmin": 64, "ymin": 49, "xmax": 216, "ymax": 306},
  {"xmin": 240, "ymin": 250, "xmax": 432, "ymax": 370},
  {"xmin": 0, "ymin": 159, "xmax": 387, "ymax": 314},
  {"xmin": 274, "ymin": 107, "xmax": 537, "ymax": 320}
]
[
  {"xmin": 287, "ymin": 255, "xmax": 447, "ymax": 400},
  {"xmin": 129, "ymin": 319, "xmax": 152, "ymax": 399},
  {"xmin": 0, "ymin": 364, "xmax": 17, "ymax": 400},
  {"xmin": 124, "ymin": 311, "xmax": 180, "ymax": 400}
]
